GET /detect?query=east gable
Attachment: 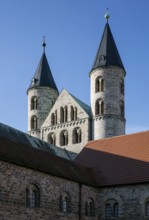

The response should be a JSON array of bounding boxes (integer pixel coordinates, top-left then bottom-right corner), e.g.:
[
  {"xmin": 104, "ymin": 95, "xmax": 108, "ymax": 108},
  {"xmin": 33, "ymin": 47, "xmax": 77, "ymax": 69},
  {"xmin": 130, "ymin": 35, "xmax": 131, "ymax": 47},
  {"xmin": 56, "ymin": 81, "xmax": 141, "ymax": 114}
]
[
  {"xmin": 42, "ymin": 89, "xmax": 91, "ymax": 128},
  {"xmin": 41, "ymin": 89, "xmax": 92, "ymax": 153}
]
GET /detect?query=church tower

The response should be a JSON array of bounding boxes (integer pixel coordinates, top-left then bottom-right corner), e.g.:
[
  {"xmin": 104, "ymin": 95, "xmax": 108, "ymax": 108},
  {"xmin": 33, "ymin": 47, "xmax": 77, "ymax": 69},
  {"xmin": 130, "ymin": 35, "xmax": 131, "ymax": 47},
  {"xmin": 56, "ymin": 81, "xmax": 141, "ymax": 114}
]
[
  {"xmin": 90, "ymin": 13, "xmax": 126, "ymax": 140},
  {"xmin": 27, "ymin": 39, "xmax": 59, "ymax": 139}
]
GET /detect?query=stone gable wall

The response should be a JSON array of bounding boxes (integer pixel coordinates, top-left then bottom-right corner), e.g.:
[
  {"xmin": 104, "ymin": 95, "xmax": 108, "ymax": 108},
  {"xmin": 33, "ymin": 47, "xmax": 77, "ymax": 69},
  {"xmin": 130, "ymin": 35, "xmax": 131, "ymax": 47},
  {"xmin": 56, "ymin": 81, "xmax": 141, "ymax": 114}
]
[
  {"xmin": 42, "ymin": 89, "xmax": 90, "ymax": 127},
  {"xmin": 42, "ymin": 118, "xmax": 91, "ymax": 153},
  {"xmin": 41, "ymin": 89, "xmax": 92, "ymax": 153}
]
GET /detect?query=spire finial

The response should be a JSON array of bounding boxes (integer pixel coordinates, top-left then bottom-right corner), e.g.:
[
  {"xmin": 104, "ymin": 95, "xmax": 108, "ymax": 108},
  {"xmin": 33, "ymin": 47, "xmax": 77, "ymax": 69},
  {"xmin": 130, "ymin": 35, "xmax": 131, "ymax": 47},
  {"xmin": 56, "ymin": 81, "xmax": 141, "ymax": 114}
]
[
  {"xmin": 42, "ymin": 36, "xmax": 46, "ymax": 53},
  {"xmin": 104, "ymin": 8, "xmax": 110, "ymax": 22}
]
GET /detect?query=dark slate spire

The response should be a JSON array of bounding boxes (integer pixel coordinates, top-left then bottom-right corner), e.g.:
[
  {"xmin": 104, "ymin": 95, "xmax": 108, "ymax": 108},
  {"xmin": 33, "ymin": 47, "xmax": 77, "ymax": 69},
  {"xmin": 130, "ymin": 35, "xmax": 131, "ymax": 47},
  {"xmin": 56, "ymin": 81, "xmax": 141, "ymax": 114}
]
[
  {"xmin": 91, "ymin": 22, "xmax": 125, "ymax": 71},
  {"xmin": 28, "ymin": 39, "xmax": 58, "ymax": 92}
]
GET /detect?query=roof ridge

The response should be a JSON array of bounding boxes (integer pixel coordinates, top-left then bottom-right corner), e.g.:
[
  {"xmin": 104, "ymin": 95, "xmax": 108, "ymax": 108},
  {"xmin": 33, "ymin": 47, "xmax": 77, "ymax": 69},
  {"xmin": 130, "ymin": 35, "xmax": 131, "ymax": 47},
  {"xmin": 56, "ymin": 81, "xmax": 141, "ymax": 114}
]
[{"xmin": 86, "ymin": 130, "xmax": 149, "ymax": 145}]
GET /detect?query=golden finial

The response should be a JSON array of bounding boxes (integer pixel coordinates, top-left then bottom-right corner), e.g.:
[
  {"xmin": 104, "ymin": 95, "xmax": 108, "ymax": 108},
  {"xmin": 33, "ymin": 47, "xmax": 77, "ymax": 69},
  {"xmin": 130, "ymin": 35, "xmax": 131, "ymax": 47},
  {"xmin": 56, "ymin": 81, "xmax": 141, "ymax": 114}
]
[
  {"xmin": 42, "ymin": 36, "xmax": 46, "ymax": 53},
  {"xmin": 104, "ymin": 8, "xmax": 110, "ymax": 22}
]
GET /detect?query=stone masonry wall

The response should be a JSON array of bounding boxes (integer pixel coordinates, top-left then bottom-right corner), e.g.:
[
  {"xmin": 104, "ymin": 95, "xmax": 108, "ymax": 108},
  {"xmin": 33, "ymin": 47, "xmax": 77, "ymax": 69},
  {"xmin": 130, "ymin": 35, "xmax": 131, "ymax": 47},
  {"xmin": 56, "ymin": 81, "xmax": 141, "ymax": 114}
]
[
  {"xmin": 81, "ymin": 185, "xmax": 99, "ymax": 220},
  {"xmin": 93, "ymin": 116, "xmax": 125, "ymax": 139},
  {"xmin": 1, "ymin": 159, "xmax": 149, "ymax": 219},
  {"xmin": 28, "ymin": 87, "xmax": 58, "ymax": 139},
  {"xmin": 90, "ymin": 67, "xmax": 125, "ymax": 140},
  {"xmin": 98, "ymin": 184, "xmax": 149, "ymax": 220},
  {"xmin": 42, "ymin": 118, "xmax": 91, "ymax": 153},
  {"xmin": 0, "ymin": 160, "xmax": 99, "ymax": 220},
  {"xmin": 41, "ymin": 89, "xmax": 92, "ymax": 153}
]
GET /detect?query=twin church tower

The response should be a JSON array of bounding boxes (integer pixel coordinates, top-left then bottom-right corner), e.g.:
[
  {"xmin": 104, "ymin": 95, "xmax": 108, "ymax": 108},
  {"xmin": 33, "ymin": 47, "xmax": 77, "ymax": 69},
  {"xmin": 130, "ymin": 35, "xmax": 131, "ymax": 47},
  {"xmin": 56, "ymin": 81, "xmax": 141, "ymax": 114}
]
[{"xmin": 27, "ymin": 16, "xmax": 126, "ymax": 153}]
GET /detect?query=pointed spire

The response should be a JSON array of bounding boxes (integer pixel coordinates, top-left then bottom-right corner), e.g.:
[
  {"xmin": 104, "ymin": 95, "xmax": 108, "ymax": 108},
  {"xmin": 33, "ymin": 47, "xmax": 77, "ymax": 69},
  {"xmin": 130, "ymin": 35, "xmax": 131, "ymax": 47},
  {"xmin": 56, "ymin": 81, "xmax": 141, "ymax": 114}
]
[
  {"xmin": 27, "ymin": 39, "xmax": 58, "ymax": 92},
  {"xmin": 91, "ymin": 16, "xmax": 125, "ymax": 72}
]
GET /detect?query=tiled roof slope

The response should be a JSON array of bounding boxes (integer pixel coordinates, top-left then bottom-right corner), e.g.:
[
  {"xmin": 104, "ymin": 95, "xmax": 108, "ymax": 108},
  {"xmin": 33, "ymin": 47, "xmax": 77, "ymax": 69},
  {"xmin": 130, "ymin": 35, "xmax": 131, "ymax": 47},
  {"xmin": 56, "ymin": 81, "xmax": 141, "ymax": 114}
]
[
  {"xmin": 91, "ymin": 23, "xmax": 125, "ymax": 72},
  {"xmin": 0, "ymin": 123, "xmax": 76, "ymax": 160},
  {"xmin": 75, "ymin": 131, "xmax": 149, "ymax": 187},
  {"xmin": 28, "ymin": 52, "xmax": 58, "ymax": 92},
  {"xmin": 0, "ymin": 137, "xmax": 99, "ymax": 187}
]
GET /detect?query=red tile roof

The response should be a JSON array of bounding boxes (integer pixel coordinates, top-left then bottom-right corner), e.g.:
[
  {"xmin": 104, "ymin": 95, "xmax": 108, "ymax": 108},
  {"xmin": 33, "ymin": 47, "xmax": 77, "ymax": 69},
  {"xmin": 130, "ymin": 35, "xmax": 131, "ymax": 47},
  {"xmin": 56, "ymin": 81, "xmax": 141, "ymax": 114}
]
[{"xmin": 75, "ymin": 131, "xmax": 149, "ymax": 187}]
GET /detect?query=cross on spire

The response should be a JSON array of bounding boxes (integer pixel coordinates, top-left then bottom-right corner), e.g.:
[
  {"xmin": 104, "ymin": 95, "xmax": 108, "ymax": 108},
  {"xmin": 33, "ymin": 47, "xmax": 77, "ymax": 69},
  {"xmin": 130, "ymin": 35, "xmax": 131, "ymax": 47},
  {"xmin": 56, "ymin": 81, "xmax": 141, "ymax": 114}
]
[
  {"xmin": 42, "ymin": 36, "xmax": 46, "ymax": 53},
  {"xmin": 104, "ymin": 8, "xmax": 110, "ymax": 22}
]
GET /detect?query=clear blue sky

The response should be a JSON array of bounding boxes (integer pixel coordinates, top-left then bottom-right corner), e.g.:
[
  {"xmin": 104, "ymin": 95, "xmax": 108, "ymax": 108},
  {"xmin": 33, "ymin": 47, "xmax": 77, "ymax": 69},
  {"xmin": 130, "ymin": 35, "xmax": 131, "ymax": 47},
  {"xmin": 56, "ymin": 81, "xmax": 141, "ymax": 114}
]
[{"xmin": 0, "ymin": 0, "xmax": 149, "ymax": 134}]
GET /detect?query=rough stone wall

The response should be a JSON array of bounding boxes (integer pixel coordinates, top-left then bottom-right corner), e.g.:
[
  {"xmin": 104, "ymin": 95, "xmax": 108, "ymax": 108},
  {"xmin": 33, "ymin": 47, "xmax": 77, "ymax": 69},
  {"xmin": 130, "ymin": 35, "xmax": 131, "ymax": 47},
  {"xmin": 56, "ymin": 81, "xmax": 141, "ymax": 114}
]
[
  {"xmin": 42, "ymin": 118, "xmax": 91, "ymax": 153},
  {"xmin": 81, "ymin": 185, "xmax": 99, "ymax": 220},
  {"xmin": 90, "ymin": 67, "xmax": 125, "ymax": 140},
  {"xmin": 28, "ymin": 87, "xmax": 58, "ymax": 139},
  {"xmin": 98, "ymin": 184, "xmax": 149, "ymax": 220},
  {"xmin": 93, "ymin": 116, "xmax": 125, "ymax": 139},
  {"xmin": 41, "ymin": 89, "xmax": 92, "ymax": 153},
  {"xmin": 2, "ymin": 160, "xmax": 149, "ymax": 219},
  {"xmin": 0, "ymin": 160, "xmax": 99, "ymax": 220}
]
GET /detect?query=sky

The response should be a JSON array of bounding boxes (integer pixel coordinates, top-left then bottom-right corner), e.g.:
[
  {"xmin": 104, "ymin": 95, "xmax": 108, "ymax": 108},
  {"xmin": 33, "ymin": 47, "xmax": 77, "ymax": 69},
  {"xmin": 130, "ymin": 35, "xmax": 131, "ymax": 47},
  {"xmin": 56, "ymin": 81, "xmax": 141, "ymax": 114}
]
[{"xmin": 0, "ymin": 0, "xmax": 149, "ymax": 134}]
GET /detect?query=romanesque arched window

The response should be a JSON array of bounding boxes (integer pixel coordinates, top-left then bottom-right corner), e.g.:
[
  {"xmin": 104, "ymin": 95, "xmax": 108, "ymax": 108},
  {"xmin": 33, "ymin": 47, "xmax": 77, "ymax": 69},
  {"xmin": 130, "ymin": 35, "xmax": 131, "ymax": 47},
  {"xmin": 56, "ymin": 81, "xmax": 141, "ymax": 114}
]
[
  {"xmin": 105, "ymin": 203, "xmax": 112, "ymax": 217},
  {"xmin": 95, "ymin": 77, "xmax": 104, "ymax": 93},
  {"xmin": 71, "ymin": 106, "xmax": 77, "ymax": 121},
  {"xmin": 31, "ymin": 116, "xmax": 37, "ymax": 129},
  {"xmin": 31, "ymin": 96, "xmax": 38, "ymax": 110},
  {"xmin": 59, "ymin": 192, "xmax": 71, "ymax": 213},
  {"xmin": 26, "ymin": 184, "xmax": 40, "ymax": 208},
  {"xmin": 73, "ymin": 127, "xmax": 82, "ymax": 144},
  {"xmin": 113, "ymin": 202, "xmax": 118, "ymax": 217},
  {"xmin": 95, "ymin": 101, "xmax": 100, "ymax": 115},
  {"xmin": 85, "ymin": 198, "xmax": 95, "ymax": 217},
  {"xmin": 120, "ymin": 101, "xmax": 124, "ymax": 117},
  {"xmin": 74, "ymin": 107, "xmax": 77, "ymax": 120},
  {"xmin": 48, "ymin": 132, "xmax": 56, "ymax": 145},
  {"xmin": 105, "ymin": 199, "xmax": 119, "ymax": 217},
  {"xmin": 60, "ymin": 107, "xmax": 64, "ymax": 123},
  {"xmin": 146, "ymin": 201, "xmax": 149, "ymax": 216},
  {"xmin": 101, "ymin": 78, "xmax": 104, "ymax": 92},
  {"xmin": 51, "ymin": 113, "xmax": 55, "ymax": 125},
  {"xmin": 95, "ymin": 99, "xmax": 104, "ymax": 115},
  {"xmin": 100, "ymin": 100, "xmax": 104, "ymax": 114},
  {"xmin": 60, "ymin": 130, "xmax": 68, "ymax": 146},
  {"xmin": 120, "ymin": 79, "xmax": 124, "ymax": 95},
  {"xmin": 51, "ymin": 110, "xmax": 57, "ymax": 125},
  {"xmin": 95, "ymin": 78, "xmax": 100, "ymax": 93},
  {"xmin": 71, "ymin": 106, "xmax": 74, "ymax": 121},
  {"xmin": 55, "ymin": 110, "xmax": 57, "ymax": 124},
  {"xmin": 65, "ymin": 106, "xmax": 68, "ymax": 122},
  {"xmin": 60, "ymin": 106, "xmax": 68, "ymax": 123}
]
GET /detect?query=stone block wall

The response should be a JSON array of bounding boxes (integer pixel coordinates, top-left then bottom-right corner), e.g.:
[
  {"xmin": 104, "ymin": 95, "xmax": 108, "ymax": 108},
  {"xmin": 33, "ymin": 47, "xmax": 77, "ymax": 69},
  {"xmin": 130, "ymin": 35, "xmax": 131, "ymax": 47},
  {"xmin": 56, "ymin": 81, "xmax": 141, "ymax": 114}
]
[
  {"xmin": 90, "ymin": 67, "xmax": 125, "ymax": 140},
  {"xmin": 0, "ymin": 160, "xmax": 99, "ymax": 220},
  {"xmin": 93, "ymin": 115, "xmax": 125, "ymax": 139},
  {"xmin": 41, "ymin": 89, "xmax": 92, "ymax": 153},
  {"xmin": 98, "ymin": 184, "xmax": 149, "ymax": 220},
  {"xmin": 28, "ymin": 87, "xmax": 58, "ymax": 138},
  {"xmin": 41, "ymin": 118, "xmax": 91, "ymax": 153}
]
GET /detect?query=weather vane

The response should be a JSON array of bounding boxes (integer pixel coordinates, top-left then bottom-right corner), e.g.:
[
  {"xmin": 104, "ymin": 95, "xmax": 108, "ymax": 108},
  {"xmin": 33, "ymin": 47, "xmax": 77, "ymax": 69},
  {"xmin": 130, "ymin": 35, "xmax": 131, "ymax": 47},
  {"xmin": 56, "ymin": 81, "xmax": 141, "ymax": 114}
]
[
  {"xmin": 104, "ymin": 8, "xmax": 110, "ymax": 22},
  {"xmin": 42, "ymin": 36, "xmax": 46, "ymax": 53}
]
